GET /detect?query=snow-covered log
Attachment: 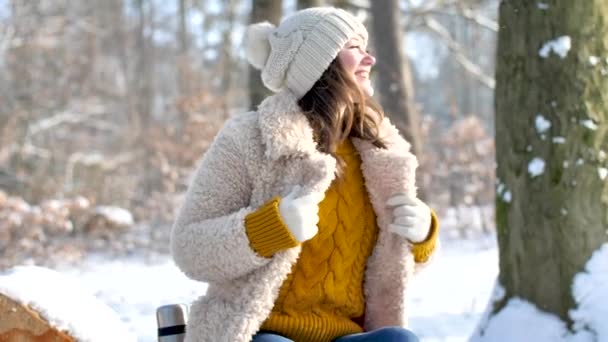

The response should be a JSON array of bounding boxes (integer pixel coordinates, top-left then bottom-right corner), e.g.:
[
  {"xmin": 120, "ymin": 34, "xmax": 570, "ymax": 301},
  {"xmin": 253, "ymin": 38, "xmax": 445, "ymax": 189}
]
[
  {"xmin": 0, "ymin": 266, "xmax": 136, "ymax": 342},
  {"xmin": 0, "ymin": 292, "xmax": 75, "ymax": 341}
]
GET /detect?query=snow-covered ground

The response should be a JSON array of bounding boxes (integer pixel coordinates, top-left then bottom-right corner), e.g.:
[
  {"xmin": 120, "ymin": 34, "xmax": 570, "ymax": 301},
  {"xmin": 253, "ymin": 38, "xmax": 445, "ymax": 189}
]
[
  {"xmin": 46, "ymin": 234, "xmax": 499, "ymax": 342},
  {"xmin": 58, "ymin": 255, "xmax": 206, "ymax": 342},
  {"xmin": 4, "ymin": 232, "xmax": 606, "ymax": 341},
  {"xmin": 410, "ymin": 235, "xmax": 498, "ymax": 341}
]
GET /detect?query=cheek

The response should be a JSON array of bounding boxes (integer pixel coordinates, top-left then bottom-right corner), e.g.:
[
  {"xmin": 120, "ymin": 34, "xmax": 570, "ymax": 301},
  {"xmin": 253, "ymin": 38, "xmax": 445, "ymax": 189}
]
[{"xmin": 338, "ymin": 51, "xmax": 358, "ymax": 72}]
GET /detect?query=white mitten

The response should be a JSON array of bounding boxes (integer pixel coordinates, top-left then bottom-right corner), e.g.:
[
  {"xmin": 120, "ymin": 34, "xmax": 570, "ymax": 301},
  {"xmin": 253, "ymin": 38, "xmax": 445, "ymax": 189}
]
[
  {"xmin": 279, "ymin": 187, "xmax": 323, "ymax": 242},
  {"xmin": 386, "ymin": 193, "xmax": 432, "ymax": 243}
]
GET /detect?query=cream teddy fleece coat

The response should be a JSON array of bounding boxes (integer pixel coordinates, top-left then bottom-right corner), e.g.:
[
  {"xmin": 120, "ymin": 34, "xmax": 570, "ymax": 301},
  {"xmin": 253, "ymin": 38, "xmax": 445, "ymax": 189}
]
[{"xmin": 170, "ymin": 90, "xmax": 421, "ymax": 342}]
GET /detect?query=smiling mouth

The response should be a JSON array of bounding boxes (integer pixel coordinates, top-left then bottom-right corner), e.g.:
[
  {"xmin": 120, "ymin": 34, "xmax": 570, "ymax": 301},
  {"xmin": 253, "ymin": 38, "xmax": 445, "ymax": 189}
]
[{"xmin": 355, "ymin": 71, "xmax": 370, "ymax": 78}]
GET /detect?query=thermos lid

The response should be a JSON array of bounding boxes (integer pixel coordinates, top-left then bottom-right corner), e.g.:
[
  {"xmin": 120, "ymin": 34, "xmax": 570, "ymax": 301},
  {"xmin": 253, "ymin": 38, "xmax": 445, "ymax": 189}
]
[{"xmin": 156, "ymin": 303, "xmax": 188, "ymax": 329}]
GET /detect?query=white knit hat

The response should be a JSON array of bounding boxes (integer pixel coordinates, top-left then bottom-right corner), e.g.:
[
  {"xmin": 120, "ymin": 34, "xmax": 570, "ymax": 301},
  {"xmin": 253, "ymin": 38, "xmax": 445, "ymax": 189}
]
[{"xmin": 245, "ymin": 7, "xmax": 368, "ymax": 99}]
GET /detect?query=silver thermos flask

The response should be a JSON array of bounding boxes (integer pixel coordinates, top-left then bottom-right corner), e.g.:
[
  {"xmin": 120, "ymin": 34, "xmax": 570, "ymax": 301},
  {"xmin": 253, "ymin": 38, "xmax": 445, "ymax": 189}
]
[{"xmin": 156, "ymin": 304, "xmax": 188, "ymax": 342}]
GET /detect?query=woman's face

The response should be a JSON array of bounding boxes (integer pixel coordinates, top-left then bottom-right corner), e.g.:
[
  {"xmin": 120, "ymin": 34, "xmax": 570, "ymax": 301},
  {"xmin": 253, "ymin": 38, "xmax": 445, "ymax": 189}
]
[{"xmin": 337, "ymin": 36, "xmax": 376, "ymax": 97}]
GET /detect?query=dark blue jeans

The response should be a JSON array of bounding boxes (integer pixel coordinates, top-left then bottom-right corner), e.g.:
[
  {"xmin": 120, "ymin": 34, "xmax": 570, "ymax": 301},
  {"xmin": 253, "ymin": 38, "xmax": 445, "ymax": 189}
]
[{"xmin": 252, "ymin": 327, "xmax": 420, "ymax": 342}]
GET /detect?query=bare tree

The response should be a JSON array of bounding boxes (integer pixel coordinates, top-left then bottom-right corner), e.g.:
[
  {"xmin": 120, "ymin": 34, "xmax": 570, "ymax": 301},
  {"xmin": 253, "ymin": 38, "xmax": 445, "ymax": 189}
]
[
  {"xmin": 177, "ymin": 0, "xmax": 192, "ymax": 96},
  {"xmin": 248, "ymin": 0, "xmax": 282, "ymax": 108},
  {"xmin": 132, "ymin": 0, "xmax": 155, "ymax": 135},
  {"xmin": 370, "ymin": 0, "xmax": 423, "ymax": 158},
  {"xmin": 401, "ymin": 0, "xmax": 497, "ymax": 90},
  {"xmin": 0, "ymin": 0, "xmax": 503, "ymax": 229}
]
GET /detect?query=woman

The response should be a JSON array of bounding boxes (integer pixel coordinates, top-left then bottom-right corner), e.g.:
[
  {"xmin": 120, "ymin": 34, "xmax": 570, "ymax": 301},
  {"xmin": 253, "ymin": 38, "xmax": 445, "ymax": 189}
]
[{"xmin": 170, "ymin": 7, "xmax": 438, "ymax": 342}]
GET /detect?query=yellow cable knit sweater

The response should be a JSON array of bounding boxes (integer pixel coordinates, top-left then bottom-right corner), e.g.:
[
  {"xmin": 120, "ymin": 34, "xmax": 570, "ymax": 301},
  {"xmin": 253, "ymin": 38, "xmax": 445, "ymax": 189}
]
[{"xmin": 245, "ymin": 139, "xmax": 438, "ymax": 342}]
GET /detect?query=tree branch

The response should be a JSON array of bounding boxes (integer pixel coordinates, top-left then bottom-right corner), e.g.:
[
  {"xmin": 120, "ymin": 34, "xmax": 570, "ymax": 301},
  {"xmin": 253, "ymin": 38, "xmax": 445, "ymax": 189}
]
[
  {"xmin": 25, "ymin": 107, "xmax": 109, "ymax": 139},
  {"xmin": 64, "ymin": 152, "xmax": 135, "ymax": 192},
  {"xmin": 402, "ymin": 0, "xmax": 498, "ymax": 32},
  {"xmin": 457, "ymin": 6, "xmax": 498, "ymax": 32},
  {"xmin": 423, "ymin": 16, "xmax": 495, "ymax": 89}
]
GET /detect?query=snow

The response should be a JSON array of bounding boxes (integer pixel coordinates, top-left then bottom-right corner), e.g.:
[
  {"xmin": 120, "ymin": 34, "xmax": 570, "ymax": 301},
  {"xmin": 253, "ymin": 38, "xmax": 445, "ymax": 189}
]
[
  {"xmin": 471, "ymin": 281, "xmax": 505, "ymax": 337},
  {"xmin": 537, "ymin": 2, "xmax": 550, "ymax": 10},
  {"xmin": 94, "ymin": 206, "xmax": 134, "ymax": 227},
  {"xmin": 539, "ymin": 36, "xmax": 571, "ymax": 59},
  {"xmin": 598, "ymin": 167, "xmax": 608, "ymax": 180},
  {"xmin": 0, "ymin": 266, "xmax": 137, "ymax": 342},
  {"xmin": 496, "ymin": 182, "xmax": 505, "ymax": 194},
  {"xmin": 472, "ymin": 297, "xmax": 570, "ymax": 342},
  {"xmin": 552, "ymin": 136, "xmax": 566, "ymax": 144},
  {"xmin": 528, "ymin": 157, "xmax": 546, "ymax": 177},
  {"xmin": 473, "ymin": 243, "xmax": 608, "ymax": 342},
  {"xmin": 580, "ymin": 119, "xmax": 598, "ymax": 130},
  {"xmin": 589, "ymin": 56, "xmax": 600, "ymax": 66},
  {"xmin": 535, "ymin": 114, "xmax": 551, "ymax": 134},
  {"xmin": 496, "ymin": 182, "xmax": 511, "ymax": 203},
  {"xmin": 2, "ymin": 236, "xmax": 606, "ymax": 342},
  {"xmin": 502, "ymin": 190, "xmax": 512, "ymax": 203},
  {"xmin": 570, "ymin": 244, "xmax": 608, "ymax": 340},
  {"xmin": 0, "ymin": 236, "xmax": 499, "ymax": 342},
  {"xmin": 57, "ymin": 257, "xmax": 205, "ymax": 341},
  {"xmin": 408, "ymin": 235, "xmax": 499, "ymax": 341}
]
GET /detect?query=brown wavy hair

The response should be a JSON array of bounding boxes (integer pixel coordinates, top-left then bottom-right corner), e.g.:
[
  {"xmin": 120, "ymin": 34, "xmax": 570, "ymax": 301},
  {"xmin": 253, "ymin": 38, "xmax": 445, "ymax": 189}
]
[{"xmin": 297, "ymin": 58, "xmax": 387, "ymax": 173}]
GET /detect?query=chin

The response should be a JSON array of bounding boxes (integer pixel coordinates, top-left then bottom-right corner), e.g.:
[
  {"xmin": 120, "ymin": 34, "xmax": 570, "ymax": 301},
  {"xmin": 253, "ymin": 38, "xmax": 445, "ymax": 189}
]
[{"xmin": 357, "ymin": 81, "xmax": 374, "ymax": 97}]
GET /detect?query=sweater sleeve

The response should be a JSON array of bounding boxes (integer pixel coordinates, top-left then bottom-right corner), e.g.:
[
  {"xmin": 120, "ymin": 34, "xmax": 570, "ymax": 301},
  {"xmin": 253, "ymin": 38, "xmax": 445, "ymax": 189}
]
[
  {"xmin": 411, "ymin": 209, "xmax": 439, "ymax": 263},
  {"xmin": 245, "ymin": 197, "xmax": 300, "ymax": 257}
]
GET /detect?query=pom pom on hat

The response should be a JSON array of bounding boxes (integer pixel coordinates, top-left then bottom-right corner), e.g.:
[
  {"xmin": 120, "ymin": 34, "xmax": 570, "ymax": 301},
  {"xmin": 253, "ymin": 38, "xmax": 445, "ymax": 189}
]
[{"xmin": 245, "ymin": 21, "xmax": 275, "ymax": 70}]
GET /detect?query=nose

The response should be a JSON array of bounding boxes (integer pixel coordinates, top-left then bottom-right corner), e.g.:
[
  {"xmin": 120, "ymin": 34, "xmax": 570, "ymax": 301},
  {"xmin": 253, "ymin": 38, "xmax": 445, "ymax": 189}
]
[{"xmin": 363, "ymin": 52, "xmax": 376, "ymax": 66}]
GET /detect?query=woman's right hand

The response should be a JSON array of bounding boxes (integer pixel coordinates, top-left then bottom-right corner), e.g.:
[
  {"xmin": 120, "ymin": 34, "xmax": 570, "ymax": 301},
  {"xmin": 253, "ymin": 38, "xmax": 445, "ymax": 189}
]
[{"xmin": 278, "ymin": 186, "xmax": 323, "ymax": 242}]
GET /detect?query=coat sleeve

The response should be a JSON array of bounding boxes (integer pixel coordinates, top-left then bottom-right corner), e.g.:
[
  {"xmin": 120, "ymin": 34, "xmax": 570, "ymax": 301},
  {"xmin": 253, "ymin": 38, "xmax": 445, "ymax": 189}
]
[{"xmin": 170, "ymin": 117, "xmax": 271, "ymax": 283}]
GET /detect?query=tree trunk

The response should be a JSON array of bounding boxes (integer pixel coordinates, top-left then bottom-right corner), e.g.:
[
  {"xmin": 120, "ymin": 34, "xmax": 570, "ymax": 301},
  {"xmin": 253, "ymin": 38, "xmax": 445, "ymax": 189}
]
[
  {"xmin": 459, "ymin": 18, "xmax": 473, "ymax": 116},
  {"xmin": 177, "ymin": 0, "xmax": 192, "ymax": 96},
  {"xmin": 220, "ymin": 0, "xmax": 238, "ymax": 115},
  {"xmin": 370, "ymin": 0, "xmax": 423, "ymax": 158},
  {"xmin": 297, "ymin": 0, "xmax": 322, "ymax": 10},
  {"xmin": 495, "ymin": 0, "xmax": 608, "ymax": 322},
  {"xmin": 331, "ymin": 0, "xmax": 349, "ymax": 9},
  {"xmin": 134, "ymin": 0, "xmax": 155, "ymax": 123},
  {"xmin": 133, "ymin": 0, "xmax": 156, "ymax": 195},
  {"xmin": 248, "ymin": 0, "xmax": 282, "ymax": 109}
]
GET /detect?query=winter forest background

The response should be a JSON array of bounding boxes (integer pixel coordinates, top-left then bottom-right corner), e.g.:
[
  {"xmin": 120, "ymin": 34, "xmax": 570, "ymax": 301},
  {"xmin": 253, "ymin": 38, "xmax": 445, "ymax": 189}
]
[
  {"xmin": 1, "ymin": 0, "xmax": 607, "ymax": 341},
  {"xmin": 0, "ymin": 0, "xmax": 496, "ymax": 265}
]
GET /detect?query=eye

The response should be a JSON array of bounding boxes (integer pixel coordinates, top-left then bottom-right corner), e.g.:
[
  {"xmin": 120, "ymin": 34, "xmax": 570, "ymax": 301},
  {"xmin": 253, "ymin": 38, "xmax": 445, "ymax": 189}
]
[{"xmin": 349, "ymin": 45, "xmax": 360, "ymax": 49}]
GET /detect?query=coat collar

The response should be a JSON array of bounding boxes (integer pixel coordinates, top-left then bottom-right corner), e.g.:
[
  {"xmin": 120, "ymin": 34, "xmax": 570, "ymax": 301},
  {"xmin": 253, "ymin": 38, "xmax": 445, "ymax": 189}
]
[
  {"xmin": 256, "ymin": 90, "xmax": 411, "ymax": 160},
  {"xmin": 257, "ymin": 90, "xmax": 318, "ymax": 160}
]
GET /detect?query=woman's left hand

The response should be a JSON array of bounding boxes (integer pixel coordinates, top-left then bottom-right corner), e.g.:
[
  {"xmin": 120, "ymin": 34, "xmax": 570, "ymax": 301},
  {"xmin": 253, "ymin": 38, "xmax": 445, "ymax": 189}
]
[{"xmin": 386, "ymin": 193, "xmax": 431, "ymax": 243}]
